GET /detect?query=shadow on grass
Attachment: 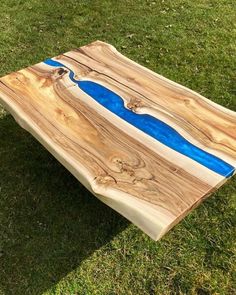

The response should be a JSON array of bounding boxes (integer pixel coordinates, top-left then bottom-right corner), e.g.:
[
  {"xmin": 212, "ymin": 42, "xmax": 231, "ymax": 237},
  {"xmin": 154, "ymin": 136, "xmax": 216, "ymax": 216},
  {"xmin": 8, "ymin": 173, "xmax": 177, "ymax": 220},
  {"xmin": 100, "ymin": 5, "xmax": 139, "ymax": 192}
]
[{"xmin": 0, "ymin": 115, "xmax": 128, "ymax": 295}]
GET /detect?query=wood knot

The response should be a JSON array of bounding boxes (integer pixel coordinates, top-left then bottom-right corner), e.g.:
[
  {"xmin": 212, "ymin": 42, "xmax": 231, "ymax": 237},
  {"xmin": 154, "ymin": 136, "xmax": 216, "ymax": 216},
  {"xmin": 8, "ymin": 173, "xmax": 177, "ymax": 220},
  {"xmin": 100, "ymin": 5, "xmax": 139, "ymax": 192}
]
[
  {"xmin": 94, "ymin": 175, "xmax": 117, "ymax": 185},
  {"xmin": 127, "ymin": 98, "xmax": 143, "ymax": 112},
  {"xmin": 113, "ymin": 159, "xmax": 135, "ymax": 176},
  {"xmin": 57, "ymin": 68, "xmax": 68, "ymax": 76}
]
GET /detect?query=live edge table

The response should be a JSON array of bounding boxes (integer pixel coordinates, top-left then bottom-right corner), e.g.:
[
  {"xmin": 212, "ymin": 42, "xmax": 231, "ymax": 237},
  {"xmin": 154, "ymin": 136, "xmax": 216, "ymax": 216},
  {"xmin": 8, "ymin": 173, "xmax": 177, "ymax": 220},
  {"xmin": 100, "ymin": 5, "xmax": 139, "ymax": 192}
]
[{"xmin": 0, "ymin": 41, "xmax": 235, "ymax": 240}]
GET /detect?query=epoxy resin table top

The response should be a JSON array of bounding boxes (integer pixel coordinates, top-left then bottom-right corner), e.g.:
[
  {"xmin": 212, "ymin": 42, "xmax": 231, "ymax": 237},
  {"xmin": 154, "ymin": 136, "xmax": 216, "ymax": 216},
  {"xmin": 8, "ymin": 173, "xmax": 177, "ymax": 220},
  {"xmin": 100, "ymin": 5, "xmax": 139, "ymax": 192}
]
[{"xmin": 0, "ymin": 41, "xmax": 235, "ymax": 240}]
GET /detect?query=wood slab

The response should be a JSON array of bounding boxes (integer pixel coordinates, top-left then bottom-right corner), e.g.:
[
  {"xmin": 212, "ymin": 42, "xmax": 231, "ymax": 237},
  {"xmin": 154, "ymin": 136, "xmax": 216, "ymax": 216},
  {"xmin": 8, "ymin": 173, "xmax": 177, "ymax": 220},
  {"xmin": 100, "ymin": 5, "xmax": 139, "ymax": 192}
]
[{"xmin": 0, "ymin": 41, "xmax": 235, "ymax": 240}]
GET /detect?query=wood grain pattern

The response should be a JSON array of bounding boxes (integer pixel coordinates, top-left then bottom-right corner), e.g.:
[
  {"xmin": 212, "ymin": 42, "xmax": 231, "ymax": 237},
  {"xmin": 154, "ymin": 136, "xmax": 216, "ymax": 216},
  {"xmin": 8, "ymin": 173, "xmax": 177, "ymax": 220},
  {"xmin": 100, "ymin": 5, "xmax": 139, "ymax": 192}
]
[{"xmin": 0, "ymin": 41, "xmax": 235, "ymax": 240}]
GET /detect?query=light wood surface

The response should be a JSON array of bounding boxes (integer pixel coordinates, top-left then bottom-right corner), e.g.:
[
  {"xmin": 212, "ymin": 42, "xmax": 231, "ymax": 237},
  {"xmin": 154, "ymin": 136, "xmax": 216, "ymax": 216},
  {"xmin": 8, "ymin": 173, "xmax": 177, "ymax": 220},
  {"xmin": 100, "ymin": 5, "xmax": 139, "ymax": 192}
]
[{"xmin": 0, "ymin": 41, "xmax": 235, "ymax": 240}]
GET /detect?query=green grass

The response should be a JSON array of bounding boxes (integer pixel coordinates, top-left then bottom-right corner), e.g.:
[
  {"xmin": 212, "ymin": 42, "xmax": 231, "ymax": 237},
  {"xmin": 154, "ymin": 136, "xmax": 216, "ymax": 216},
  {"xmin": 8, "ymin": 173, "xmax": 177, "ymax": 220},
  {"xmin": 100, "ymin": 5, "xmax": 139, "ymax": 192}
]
[{"xmin": 0, "ymin": 1, "xmax": 235, "ymax": 294}]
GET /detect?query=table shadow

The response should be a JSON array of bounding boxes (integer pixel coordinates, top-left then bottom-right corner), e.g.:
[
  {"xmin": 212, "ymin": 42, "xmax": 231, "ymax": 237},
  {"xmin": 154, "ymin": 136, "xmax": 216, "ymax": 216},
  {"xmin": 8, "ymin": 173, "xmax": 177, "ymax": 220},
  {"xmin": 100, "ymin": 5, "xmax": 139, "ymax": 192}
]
[{"xmin": 0, "ymin": 114, "xmax": 128, "ymax": 295}]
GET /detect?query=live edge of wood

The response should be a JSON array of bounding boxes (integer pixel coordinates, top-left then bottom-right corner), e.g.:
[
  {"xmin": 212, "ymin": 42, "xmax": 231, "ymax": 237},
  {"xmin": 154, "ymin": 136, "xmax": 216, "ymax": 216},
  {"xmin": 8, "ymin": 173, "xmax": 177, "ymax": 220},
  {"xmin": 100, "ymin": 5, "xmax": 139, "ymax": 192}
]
[{"xmin": 0, "ymin": 41, "xmax": 235, "ymax": 240}]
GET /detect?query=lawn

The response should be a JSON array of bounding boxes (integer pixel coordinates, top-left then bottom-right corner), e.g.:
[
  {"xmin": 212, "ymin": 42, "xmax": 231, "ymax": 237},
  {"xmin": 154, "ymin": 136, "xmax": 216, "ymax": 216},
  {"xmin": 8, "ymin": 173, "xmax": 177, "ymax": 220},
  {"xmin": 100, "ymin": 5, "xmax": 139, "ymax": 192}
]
[{"xmin": 0, "ymin": 1, "xmax": 235, "ymax": 294}]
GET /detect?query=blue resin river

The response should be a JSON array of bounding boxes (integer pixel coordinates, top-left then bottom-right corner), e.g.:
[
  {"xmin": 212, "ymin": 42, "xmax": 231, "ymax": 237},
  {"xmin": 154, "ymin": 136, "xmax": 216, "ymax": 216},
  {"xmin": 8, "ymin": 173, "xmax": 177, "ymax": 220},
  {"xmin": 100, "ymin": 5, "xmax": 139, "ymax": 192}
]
[{"xmin": 44, "ymin": 58, "xmax": 234, "ymax": 178}]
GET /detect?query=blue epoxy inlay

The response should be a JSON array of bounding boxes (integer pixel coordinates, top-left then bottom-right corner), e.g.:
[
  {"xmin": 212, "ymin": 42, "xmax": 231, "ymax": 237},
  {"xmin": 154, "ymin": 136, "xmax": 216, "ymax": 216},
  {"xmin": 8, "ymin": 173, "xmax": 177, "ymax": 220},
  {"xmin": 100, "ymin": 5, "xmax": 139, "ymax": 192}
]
[{"xmin": 44, "ymin": 58, "xmax": 235, "ymax": 178}]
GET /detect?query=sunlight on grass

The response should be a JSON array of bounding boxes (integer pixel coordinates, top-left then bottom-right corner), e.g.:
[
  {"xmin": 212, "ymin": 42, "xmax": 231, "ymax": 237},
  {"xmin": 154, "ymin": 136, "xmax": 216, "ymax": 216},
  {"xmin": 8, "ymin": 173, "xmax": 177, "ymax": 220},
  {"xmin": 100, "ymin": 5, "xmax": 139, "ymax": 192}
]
[
  {"xmin": 0, "ymin": 106, "xmax": 7, "ymax": 119},
  {"xmin": 0, "ymin": 0, "xmax": 235, "ymax": 294}
]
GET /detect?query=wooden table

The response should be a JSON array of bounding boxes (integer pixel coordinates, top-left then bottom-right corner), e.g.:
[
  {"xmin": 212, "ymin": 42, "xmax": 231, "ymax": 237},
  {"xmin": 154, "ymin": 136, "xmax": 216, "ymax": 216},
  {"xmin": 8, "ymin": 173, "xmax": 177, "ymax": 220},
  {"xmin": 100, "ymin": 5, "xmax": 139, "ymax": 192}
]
[{"xmin": 0, "ymin": 41, "xmax": 235, "ymax": 240}]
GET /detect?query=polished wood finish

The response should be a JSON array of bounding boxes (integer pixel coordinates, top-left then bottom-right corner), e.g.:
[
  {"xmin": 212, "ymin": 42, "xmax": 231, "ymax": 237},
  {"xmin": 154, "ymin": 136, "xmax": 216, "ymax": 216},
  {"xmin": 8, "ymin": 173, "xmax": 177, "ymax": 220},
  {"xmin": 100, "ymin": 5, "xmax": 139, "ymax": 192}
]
[{"xmin": 0, "ymin": 41, "xmax": 235, "ymax": 240}]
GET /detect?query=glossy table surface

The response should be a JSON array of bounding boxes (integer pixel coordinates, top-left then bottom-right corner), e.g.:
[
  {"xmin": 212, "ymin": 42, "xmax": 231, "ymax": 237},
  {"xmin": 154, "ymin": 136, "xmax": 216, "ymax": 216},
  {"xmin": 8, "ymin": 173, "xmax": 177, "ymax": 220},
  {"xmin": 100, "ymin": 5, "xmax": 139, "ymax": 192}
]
[{"xmin": 0, "ymin": 41, "xmax": 235, "ymax": 240}]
